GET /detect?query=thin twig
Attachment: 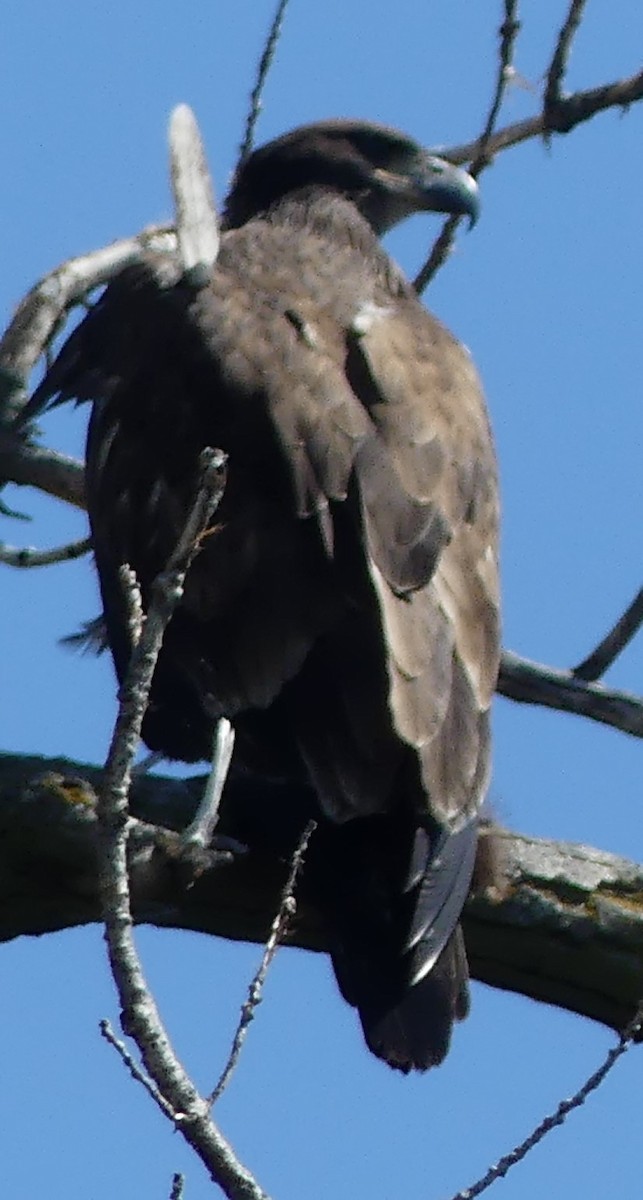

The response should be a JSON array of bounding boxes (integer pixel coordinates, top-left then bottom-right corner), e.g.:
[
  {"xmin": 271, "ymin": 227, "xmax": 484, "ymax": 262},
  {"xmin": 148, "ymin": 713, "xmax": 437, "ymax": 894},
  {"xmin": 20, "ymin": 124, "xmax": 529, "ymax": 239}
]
[
  {"xmin": 413, "ymin": 216, "xmax": 461, "ymax": 296},
  {"xmin": 209, "ymin": 819, "xmax": 317, "ymax": 1105},
  {"xmin": 545, "ymin": 0, "xmax": 588, "ymax": 115},
  {"xmin": 99, "ymin": 1018, "xmax": 175, "ymax": 1117},
  {"xmin": 97, "ymin": 452, "xmax": 270, "ymax": 1200},
  {"xmin": 446, "ymin": 1000, "xmax": 643, "ymax": 1200},
  {"xmin": 414, "ymin": 1, "xmax": 521, "ymax": 294},
  {"xmin": 572, "ymin": 587, "xmax": 643, "ymax": 682},
  {"xmin": 0, "ymin": 535, "xmax": 90, "ymax": 568},
  {"xmin": 472, "ymin": 1, "xmax": 522, "ymax": 169},
  {"xmin": 237, "ymin": 0, "xmax": 292, "ymax": 167},
  {"xmin": 170, "ymin": 1175, "xmax": 185, "ymax": 1200}
]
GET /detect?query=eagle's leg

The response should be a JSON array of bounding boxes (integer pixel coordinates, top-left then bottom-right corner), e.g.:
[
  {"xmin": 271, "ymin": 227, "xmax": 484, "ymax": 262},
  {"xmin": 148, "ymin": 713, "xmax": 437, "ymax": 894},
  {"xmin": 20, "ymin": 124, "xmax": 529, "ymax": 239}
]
[{"xmin": 180, "ymin": 717, "xmax": 237, "ymax": 852}]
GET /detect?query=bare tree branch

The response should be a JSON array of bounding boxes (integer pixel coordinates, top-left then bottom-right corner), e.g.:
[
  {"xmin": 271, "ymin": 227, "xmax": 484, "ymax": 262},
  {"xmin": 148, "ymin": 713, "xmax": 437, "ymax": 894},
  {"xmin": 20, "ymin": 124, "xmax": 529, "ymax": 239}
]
[
  {"xmin": 170, "ymin": 1175, "xmax": 185, "ymax": 1200},
  {"xmin": 99, "ymin": 1018, "xmax": 176, "ymax": 1117},
  {"xmin": 476, "ymin": 2, "xmax": 523, "ymax": 156},
  {"xmin": 169, "ymin": 104, "xmax": 219, "ymax": 276},
  {"xmin": 0, "ymin": 228, "xmax": 176, "ymax": 428},
  {"xmin": 414, "ymin": 1, "xmax": 522, "ymax": 293},
  {"xmin": 572, "ymin": 587, "xmax": 643, "ymax": 682},
  {"xmin": 94, "ymin": 450, "xmax": 268, "ymax": 1200},
  {"xmin": 209, "ymin": 818, "xmax": 317, "ymax": 1105},
  {"xmin": 0, "ymin": 441, "xmax": 85, "ymax": 507},
  {"xmin": 545, "ymin": 0, "xmax": 589, "ymax": 117},
  {"xmin": 0, "ymin": 535, "xmax": 90, "ymax": 568},
  {"xmin": 445, "ymin": 66, "xmax": 643, "ymax": 165},
  {"xmin": 448, "ymin": 999, "xmax": 643, "ymax": 1200},
  {"xmin": 3, "ymin": 753, "xmax": 643, "ymax": 1040},
  {"xmin": 498, "ymin": 649, "xmax": 643, "ymax": 738},
  {"xmin": 415, "ymin": 16, "xmax": 643, "ymax": 293},
  {"xmin": 237, "ymin": 0, "xmax": 292, "ymax": 167},
  {"xmin": 119, "ymin": 563, "xmax": 145, "ymax": 649}
]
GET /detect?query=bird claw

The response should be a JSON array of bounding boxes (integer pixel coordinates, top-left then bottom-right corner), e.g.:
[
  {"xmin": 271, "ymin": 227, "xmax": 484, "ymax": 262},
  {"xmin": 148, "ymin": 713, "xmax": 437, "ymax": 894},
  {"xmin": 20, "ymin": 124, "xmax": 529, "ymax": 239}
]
[{"xmin": 153, "ymin": 826, "xmax": 247, "ymax": 890}]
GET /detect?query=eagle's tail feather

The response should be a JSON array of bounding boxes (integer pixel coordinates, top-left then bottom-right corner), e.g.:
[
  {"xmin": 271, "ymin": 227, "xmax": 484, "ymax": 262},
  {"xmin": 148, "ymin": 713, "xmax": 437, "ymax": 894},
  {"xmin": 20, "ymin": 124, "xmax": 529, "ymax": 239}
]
[
  {"xmin": 355, "ymin": 930, "xmax": 469, "ymax": 1072},
  {"xmin": 307, "ymin": 817, "xmax": 475, "ymax": 1072}
]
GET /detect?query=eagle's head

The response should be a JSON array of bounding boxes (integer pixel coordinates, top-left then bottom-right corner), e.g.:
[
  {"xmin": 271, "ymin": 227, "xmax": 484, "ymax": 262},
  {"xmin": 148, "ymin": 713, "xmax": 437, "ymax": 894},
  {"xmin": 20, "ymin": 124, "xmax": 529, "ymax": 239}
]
[{"xmin": 224, "ymin": 119, "xmax": 479, "ymax": 234}]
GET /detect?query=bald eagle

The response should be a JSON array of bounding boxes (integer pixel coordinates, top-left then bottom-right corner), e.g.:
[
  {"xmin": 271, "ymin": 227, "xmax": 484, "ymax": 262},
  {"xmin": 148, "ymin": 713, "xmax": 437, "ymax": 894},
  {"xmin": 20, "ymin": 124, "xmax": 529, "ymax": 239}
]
[{"xmin": 32, "ymin": 119, "xmax": 500, "ymax": 1072}]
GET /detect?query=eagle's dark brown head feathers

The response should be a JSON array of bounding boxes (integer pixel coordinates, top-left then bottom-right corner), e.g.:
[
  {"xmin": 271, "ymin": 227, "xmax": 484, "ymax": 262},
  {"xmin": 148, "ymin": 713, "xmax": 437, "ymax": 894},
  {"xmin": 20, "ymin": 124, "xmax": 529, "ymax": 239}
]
[{"xmin": 224, "ymin": 118, "xmax": 478, "ymax": 234}]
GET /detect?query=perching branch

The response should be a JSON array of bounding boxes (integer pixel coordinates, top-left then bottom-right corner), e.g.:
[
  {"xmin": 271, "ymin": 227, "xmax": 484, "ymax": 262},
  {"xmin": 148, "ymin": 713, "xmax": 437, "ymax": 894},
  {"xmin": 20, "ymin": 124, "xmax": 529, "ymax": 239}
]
[{"xmin": 2, "ymin": 752, "xmax": 643, "ymax": 1041}]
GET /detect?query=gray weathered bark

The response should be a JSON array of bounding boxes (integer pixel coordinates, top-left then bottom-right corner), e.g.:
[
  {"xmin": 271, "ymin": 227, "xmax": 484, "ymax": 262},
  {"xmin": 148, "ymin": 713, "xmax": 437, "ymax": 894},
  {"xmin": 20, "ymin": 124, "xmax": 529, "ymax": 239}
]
[{"xmin": 2, "ymin": 750, "xmax": 642, "ymax": 1039}]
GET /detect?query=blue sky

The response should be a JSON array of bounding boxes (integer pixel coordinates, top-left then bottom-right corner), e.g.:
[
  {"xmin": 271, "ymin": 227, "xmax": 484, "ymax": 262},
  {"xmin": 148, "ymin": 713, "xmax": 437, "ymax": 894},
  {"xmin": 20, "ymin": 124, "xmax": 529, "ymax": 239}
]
[{"xmin": 2, "ymin": 3, "xmax": 643, "ymax": 1197}]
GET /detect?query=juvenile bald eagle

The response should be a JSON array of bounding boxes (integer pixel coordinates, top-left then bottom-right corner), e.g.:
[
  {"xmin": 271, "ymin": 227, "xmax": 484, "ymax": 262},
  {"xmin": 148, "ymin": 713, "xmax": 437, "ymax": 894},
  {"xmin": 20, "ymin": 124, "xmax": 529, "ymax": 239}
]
[{"xmin": 32, "ymin": 119, "xmax": 500, "ymax": 1072}]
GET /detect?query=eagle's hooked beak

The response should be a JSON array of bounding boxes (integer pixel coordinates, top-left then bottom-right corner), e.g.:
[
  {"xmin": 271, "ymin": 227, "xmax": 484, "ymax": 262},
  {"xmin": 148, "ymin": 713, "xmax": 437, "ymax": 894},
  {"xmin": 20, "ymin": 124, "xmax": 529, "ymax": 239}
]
[
  {"xmin": 417, "ymin": 157, "xmax": 480, "ymax": 227},
  {"xmin": 374, "ymin": 157, "xmax": 480, "ymax": 228}
]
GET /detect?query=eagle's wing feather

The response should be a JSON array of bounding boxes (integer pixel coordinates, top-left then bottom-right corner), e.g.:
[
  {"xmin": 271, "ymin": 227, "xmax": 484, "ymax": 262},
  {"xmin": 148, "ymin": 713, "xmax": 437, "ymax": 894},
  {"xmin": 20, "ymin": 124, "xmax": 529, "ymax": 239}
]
[
  {"xmin": 256, "ymin": 281, "xmax": 499, "ymax": 1068},
  {"xmin": 350, "ymin": 304, "xmax": 500, "ymax": 827}
]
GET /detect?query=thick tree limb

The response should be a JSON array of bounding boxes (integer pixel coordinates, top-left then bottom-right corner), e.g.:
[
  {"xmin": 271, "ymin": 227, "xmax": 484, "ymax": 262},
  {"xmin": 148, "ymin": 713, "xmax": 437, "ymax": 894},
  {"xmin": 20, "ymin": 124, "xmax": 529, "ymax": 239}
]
[{"xmin": 2, "ymin": 751, "xmax": 643, "ymax": 1040}]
